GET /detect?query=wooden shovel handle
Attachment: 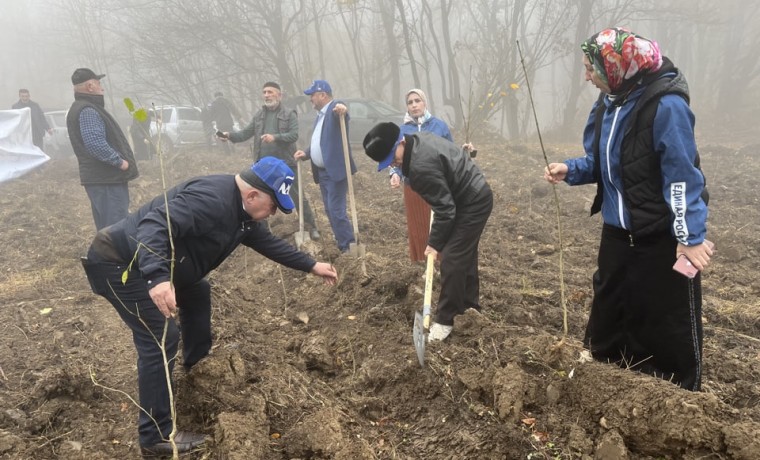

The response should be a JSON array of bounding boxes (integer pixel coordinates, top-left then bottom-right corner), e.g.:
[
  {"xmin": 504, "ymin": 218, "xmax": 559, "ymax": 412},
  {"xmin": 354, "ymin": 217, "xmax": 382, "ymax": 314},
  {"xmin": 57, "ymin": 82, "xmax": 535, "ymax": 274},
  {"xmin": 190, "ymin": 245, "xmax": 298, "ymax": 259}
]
[
  {"xmin": 339, "ymin": 114, "xmax": 360, "ymax": 243},
  {"xmin": 422, "ymin": 210, "xmax": 435, "ymax": 329},
  {"xmin": 297, "ymin": 159, "xmax": 304, "ymax": 233}
]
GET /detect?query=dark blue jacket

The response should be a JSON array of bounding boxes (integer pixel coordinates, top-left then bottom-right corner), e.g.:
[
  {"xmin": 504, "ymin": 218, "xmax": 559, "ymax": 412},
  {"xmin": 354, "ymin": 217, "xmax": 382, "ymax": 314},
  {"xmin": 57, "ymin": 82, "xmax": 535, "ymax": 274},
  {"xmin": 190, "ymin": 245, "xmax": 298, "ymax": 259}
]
[
  {"xmin": 306, "ymin": 99, "xmax": 357, "ymax": 183},
  {"xmin": 91, "ymin": 174, "xmax": 315, "ymax": 288}
]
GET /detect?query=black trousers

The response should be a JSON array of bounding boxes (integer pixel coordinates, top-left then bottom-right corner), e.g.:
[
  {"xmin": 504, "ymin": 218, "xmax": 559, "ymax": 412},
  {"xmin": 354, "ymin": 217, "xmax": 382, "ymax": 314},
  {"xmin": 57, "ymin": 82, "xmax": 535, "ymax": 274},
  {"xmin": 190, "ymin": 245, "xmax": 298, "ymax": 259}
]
[
  {"xmin": 82, "ymin": 255, "xmax": 212, "ymax": 447},
  {"xmin": 435, "ymin": 184, "xmax": 493, "ymax": 326},
  {"xmin": 585, "ymin": 224, "xmax": 703, "ymax": 391}
]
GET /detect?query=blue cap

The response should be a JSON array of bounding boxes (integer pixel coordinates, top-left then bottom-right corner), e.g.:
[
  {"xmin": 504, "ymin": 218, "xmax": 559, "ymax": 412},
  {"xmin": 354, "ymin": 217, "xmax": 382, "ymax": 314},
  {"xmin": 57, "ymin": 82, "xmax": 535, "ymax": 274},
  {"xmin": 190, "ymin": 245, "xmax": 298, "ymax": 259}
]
[
  {"xmin": 304, "ymin": 79, "xmax": 332, "ymax": 95},
  {"xmin": 240, "ymin": 157, "xmax": 295, "ymax": 214}
]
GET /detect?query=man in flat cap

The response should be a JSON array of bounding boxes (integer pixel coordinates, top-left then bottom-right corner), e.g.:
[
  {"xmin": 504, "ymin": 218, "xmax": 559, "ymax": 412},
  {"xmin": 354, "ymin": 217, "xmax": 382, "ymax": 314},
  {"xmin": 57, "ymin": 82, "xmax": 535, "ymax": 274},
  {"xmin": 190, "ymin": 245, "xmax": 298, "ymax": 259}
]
[
  {"xmin": 67, "ymin": 68, "xmax": 139, "ymax": 231},
  {"xmin": 364, "ymin": 122, "xmax": 493, "ymax": 342},
  {"xmin": 81, "ymin": 156, "xmax": 338, "ymax": 456},
  {"xmin": 218, "ymin": 81, "xmax": 320, "ymax": 239}
]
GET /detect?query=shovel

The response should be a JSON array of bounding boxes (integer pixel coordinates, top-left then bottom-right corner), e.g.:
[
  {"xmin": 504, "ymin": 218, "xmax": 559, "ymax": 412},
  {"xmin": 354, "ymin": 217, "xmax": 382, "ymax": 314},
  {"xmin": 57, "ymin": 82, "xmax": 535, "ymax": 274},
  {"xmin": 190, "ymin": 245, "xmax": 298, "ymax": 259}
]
[
  {"xmin": 294, "ymin": 160, "xmax": 310, "ymax": 249},
  {"xmin": 339, "ymin": 113, "xmax": 367, "ymax": 262},
  {"xmin": 413, "ymin": 250, "xmax": 436, "ymax": 367}
]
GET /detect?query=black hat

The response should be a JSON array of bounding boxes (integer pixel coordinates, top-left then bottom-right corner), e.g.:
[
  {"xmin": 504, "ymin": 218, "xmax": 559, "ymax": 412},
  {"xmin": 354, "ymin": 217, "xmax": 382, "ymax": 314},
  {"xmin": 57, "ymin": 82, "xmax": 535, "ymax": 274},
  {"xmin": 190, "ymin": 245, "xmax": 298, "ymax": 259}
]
[
  {"xmin": 71, "ymin": 68, "xmax": 105, "ymax": 85},
  {"xmin": 363, "ymin": 122, "xmax": 402, "ymax": 171},
  {"xmin": 263, "ymin": 81, "xmax": 281, "ymax": 90}
]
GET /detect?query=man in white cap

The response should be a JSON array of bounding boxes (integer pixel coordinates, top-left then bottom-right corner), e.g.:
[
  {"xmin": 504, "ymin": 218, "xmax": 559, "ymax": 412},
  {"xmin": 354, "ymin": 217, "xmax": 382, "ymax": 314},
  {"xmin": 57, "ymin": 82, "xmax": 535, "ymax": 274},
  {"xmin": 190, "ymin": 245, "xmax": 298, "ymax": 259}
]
[{"xmin": 81, "ymin": 156, "xmax": 338, "ymax": 456}]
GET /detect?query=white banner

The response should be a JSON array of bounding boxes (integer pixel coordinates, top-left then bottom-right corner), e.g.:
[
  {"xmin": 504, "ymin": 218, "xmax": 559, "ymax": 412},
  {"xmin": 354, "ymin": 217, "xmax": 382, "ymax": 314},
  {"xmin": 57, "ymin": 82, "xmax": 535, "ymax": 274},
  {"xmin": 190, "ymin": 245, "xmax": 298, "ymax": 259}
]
[{"xmin": 0, "ymin": 108, "xmax": 51, "ymax": 184}]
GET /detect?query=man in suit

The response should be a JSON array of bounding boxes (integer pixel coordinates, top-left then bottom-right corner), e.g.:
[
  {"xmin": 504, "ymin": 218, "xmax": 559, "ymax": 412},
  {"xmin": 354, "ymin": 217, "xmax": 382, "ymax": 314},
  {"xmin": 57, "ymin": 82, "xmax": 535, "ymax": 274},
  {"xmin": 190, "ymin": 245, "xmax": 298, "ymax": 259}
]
[{"xmin": 294, "ymin": 80, "xmax": 357, "ymax": 252}]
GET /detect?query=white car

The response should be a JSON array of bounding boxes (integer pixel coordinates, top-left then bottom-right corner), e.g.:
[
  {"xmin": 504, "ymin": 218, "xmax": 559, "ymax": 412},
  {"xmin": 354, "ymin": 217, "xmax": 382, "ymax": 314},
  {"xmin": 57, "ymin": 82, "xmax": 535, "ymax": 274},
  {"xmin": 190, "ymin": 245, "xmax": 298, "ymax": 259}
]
[
  {"xmin": 149, "ymin": 105, "xmax": 207, "ymax": 152},
  {"xmin": 43, "ymin": 110, "xmax": 73, "ymax": 156}
]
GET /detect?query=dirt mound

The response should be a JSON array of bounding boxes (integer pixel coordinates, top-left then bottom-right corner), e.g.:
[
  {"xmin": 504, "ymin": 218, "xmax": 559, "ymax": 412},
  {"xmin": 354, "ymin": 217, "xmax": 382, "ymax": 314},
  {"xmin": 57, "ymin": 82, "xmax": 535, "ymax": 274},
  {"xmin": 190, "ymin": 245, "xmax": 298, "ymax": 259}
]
[{"xmin": 0, "ymin": 142, "xmax": 758, "ymax": 459}]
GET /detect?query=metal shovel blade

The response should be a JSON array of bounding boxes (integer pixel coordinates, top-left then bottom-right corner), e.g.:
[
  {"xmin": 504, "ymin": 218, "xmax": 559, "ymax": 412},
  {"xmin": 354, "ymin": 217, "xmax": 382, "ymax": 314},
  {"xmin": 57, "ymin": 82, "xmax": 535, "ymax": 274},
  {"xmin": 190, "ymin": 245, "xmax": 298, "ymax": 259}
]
[{"xmin": 413, "ymin": 311, "xmax": 426, "ymax": 367}]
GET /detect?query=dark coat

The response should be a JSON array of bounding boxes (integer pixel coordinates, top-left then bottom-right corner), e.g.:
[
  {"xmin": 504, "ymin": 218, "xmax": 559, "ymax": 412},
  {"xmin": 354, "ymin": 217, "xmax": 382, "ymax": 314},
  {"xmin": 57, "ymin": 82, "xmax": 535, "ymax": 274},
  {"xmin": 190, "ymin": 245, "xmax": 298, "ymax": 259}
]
[
  {"xmin": 401, "ymin": 132, "xmax": 488, "ymax": 250},
  {"xmin": 67, "ymin": 93, "xmax": 138, "ymax": 185},
  {"xmin": 91, "ymin": 174, "xmax": 315, "ymax": 288}
]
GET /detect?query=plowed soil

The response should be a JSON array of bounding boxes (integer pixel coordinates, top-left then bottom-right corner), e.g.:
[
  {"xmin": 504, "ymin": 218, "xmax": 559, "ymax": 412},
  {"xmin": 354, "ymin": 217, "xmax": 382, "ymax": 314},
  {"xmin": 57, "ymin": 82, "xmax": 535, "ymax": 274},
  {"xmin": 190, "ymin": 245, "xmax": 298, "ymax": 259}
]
[{"xmin": 1, "ymin": 139, "xmax": 759, "ymax": 459}]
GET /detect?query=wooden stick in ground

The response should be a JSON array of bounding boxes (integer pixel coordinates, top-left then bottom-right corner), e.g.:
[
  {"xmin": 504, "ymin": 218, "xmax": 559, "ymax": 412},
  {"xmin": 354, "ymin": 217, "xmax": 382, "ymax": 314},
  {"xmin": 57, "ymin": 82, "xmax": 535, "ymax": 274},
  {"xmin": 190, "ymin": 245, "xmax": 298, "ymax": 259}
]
[{"xmin": 516, "ymin": 39, "xmax": 568, "ymax": 339}]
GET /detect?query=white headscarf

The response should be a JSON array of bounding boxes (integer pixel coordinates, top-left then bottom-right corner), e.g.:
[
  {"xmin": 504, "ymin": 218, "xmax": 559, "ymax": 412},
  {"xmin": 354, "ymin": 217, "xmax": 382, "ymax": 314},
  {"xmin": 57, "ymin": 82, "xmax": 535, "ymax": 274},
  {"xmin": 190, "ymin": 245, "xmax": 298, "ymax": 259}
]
[{"xmin": 403, "ymin": 88, "xmax": 432, "ymax": 127}]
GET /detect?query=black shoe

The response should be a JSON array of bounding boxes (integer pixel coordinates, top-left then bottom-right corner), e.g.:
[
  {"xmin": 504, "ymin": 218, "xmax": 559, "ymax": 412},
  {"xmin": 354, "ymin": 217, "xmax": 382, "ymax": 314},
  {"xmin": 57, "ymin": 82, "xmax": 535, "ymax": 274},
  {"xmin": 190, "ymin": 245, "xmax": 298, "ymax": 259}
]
[
  {"xmin": 141, "ymin": 431, "xmax": 206, "ymax": 457},
  {"xmin": 310, "ymin": 229, "xmax": 321, "ymax": 240}
]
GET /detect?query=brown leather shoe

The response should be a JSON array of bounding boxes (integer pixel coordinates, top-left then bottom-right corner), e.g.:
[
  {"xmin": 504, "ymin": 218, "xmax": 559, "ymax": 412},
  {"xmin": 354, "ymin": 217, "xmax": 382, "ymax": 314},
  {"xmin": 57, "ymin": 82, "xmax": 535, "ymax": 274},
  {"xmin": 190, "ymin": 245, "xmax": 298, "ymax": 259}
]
[{"xmin": 140, "ymin": 431, "xmax": 206, "ymax": 457}]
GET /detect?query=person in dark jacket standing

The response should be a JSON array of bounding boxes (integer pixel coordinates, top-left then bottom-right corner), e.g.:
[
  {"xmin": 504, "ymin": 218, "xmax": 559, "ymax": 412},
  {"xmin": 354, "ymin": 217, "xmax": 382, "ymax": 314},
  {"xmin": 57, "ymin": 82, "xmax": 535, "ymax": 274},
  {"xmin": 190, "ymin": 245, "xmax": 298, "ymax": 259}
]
[
  {"xmin": 219, "ymin": 81, "xmax": 319, "ymax": 238},
  {"xmin": 208, "ymin": 91, "xmax": 241, "ymax": 155},
  {"xmin": 544, "ymin": 28, "xmax": 711, "ymax": 391},
  {"xmin": 67, "ymin": 68, "xmax": 139, "ymax": 231},
  {"xmin": 294, "ymin": 80, "xmax": 357, "ymax": 252},
  {"xmin": 364, "ymin": 122, "xmax": 493, "ymax": 342},
  {"xmin": 12, "ymin": 88, "xmax": 51, "ymax": 150},
  {"xmin": 81, "ymin": 156, "xmax": 338, "ymax": 456}
]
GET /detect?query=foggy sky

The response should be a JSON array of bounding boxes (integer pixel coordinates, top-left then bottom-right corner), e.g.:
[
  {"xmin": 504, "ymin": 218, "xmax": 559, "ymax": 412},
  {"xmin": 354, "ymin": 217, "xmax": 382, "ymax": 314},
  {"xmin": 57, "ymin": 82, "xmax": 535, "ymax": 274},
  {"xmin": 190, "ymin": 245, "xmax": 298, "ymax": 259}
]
[{"xmin": 2, "ymin": 0, "xmax": 758, "ymax": 143}]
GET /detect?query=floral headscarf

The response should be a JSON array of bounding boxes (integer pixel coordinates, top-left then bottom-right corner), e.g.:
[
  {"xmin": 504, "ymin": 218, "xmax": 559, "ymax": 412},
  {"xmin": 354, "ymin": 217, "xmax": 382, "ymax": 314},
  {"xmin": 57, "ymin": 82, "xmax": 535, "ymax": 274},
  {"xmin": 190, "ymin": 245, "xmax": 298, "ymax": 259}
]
[{"xmin": 581, "ymin": 28, "xmax": 662, "ymax": 95}]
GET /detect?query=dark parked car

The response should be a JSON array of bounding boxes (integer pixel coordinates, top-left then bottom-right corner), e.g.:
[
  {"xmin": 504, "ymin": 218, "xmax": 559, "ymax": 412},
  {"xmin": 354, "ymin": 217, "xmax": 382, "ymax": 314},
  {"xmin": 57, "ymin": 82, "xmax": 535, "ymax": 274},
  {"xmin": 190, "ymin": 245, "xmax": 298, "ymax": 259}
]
[{"xmin": 290, "ymin": 97, "xmax": 404, "ymax": 148}]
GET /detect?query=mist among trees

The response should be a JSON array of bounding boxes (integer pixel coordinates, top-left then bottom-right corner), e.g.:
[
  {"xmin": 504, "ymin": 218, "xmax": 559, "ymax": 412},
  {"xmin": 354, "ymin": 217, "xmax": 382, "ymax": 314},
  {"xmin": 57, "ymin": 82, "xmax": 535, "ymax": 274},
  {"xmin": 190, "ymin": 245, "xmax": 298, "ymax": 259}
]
[{"xmin": 2, "ymin": 0, "xmax": 759, "ymax": 142}]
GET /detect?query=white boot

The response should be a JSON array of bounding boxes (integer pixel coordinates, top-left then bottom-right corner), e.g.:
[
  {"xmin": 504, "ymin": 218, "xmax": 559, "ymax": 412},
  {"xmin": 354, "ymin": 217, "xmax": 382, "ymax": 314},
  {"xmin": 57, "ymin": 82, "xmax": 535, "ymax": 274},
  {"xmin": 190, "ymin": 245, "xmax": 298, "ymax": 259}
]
[{"xmin": 428, "ymin": 322, "xmax": 453, "ymax": 342}]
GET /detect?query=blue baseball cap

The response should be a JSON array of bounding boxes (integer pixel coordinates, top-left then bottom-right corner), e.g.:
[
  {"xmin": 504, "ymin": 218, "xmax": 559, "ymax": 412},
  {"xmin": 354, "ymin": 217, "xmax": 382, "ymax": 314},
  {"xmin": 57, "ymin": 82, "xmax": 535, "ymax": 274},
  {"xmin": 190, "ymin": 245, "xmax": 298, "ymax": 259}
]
[
  {"xmin": 239, "ymin": 157, "xmax": 295, "ymax": 214},
  {"xmin": 363, "ymin": 122, "xmax": 403, "ymax": 171},
  {"xmin": 304, "ymin": 79, "xmax": 332, "ymax": 95}
]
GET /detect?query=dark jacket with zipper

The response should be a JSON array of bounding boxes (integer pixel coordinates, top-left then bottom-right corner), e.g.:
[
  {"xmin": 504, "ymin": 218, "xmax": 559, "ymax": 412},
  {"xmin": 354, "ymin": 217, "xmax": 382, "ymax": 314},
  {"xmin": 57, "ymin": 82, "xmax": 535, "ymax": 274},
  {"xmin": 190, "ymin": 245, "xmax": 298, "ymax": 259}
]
[
  {"xmin": 89, "ymin": 174, "xmax": 316, "ymax": 289},
  {"xmin": 401, "ymin": 132, "xmax": 488, "ymax": 251},
  {"xmin": 230, "ymin": 104, "xmax": 299, "ymax": 163}
]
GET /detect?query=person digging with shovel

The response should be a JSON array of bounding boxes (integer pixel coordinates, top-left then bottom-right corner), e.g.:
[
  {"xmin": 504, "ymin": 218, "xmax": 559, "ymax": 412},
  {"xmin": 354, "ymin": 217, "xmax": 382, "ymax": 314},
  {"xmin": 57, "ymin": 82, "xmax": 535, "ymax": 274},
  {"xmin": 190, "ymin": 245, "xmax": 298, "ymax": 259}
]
[{"xmin": 363, "ymin": 122, "xmax": 493, "ymax": 342}]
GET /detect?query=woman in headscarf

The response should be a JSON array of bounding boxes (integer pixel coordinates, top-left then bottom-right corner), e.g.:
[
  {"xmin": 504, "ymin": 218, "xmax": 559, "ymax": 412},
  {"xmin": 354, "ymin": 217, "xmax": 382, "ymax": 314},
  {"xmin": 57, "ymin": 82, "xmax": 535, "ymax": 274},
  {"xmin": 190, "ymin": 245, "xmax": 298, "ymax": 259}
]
[
  {"xmin": 544, "ymin": 28, "xmax": 711, "ymax": 391},
  {"xmin": 391, "ymin": 89, "xmax": 474, "ymax": 262}
]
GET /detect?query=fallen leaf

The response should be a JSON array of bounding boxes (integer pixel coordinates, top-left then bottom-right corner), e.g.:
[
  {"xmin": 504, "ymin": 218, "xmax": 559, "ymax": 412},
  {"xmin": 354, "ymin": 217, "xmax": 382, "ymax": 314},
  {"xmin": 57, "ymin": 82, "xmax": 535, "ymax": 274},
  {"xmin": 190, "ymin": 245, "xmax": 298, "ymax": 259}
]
[
  {"xmin": 270, "ymin": 433, "xmax": 281, "ymax": 439},
  {"xmin": 578, "ymin": 350, "xmax": 593, "ymax": 363},
  {"xmin": 347, "ymin": 315, "xmax": 356, "ymax": 320},
  {"xmin": 296, "ymin": 312, "xmax": 309, "ymax": 324},
  {"xmin": 521, "ymin": 417, "xmax": 536, "ymax": 426},
  {"xmin": 65, "ymin": 440, "xmax": 83, "ymax": 451},
  {"xmin": 39, "ymin": 307, "xmax": 52, "ymax": 315},
  {"xmin": 510, "ymin": 83, "xmax": 520, "ymax": 89}
]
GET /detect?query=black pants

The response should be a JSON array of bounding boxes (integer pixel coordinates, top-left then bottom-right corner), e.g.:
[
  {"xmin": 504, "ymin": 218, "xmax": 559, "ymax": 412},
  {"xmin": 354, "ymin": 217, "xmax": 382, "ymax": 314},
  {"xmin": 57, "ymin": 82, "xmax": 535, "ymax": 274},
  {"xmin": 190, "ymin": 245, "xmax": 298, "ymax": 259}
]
[
  {"xmin": 435, "ymin": 184, "xmax": 493, "ymax": 326},
  {"xmin": 82, "ymin": 255, "xmax": 212, "ymax": 447},
  {"xmin": 585, "ymin": 224, "xmax": 703, "ymax": 391}
]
